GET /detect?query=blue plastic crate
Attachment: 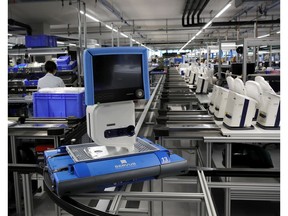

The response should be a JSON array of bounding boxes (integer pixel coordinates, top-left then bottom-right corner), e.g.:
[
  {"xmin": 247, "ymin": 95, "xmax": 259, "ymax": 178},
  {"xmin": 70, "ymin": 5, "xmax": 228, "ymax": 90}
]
[
  {"xmin": 24, "ymin": 79, "xmax": 38, "ymax": 86},
  {"xmin": 25, "ymin": 35, "xmax": 57, "ymax": 48},
  {"xmin": 33, "ymin": 92, "xmax": 86, "ymax": 118},
  {"xmin": 49, "ymin": 36, "xmax": 57, "ymax": 47},
  {"xmin": 57, "ymin": 56, "xmax": 71, "ymax": 66},
  {"xmin": 57, "ymin": 61, "xmax": 77, "ymax": 71}
]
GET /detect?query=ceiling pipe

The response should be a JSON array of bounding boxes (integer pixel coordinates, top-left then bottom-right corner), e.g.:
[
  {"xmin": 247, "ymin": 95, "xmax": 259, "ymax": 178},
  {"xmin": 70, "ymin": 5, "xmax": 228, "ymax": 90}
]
[
  {"xmin": 191, "ymin": 0, "xmax": 203, "ymax": 24},
  {"xmin": 186, "ymin": 0, "xmax": 196, "ymax": 26},
  {"xmin": 8, "ymin": 18, "xmax": 32, "ymax": 35},
  {"xmin": 182, "ymin": 18, "xmax": 279, "ymax": 28},
  {"xmin": 182, "ymin": 0, "xmax": 191, "ymax": 27},
  {"xmin": 197, "ymin": 0, "xmax": 210, "ymax": 24}
]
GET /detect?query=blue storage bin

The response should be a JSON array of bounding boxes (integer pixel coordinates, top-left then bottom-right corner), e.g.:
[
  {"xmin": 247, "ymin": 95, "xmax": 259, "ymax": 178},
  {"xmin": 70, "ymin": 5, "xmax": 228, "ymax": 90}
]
[
  {"xmin": 24, "ymin": 79, "xmax": 38, "ymax": 86},
  {"xmin": 25, "ymin": 35, "xmax": 57, "ymax": 48},
  {"xmin": 33, "ymin": 92, "xmax": 86, "ymax": 118},
  {"xmin": 49, "ymin": 36, "xmax": 57, "ymax": 47},
  {"xmin": 57, "ymin": 61, "xmax": 77, "ymax": 71},
  {"xmin": 57, "ymin": 56, "xmax": 71, "ymax": 66}
]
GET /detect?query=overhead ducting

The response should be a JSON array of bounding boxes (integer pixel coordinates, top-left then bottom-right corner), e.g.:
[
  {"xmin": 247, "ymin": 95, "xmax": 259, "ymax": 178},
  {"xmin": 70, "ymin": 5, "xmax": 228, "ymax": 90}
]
[
  {"xmin": 182, "ymin": 0, "xmax": 210, "ymax": 27},
  {"xmin": 181, "ymin": 0, "xmax": 280, "ymax": 28}
]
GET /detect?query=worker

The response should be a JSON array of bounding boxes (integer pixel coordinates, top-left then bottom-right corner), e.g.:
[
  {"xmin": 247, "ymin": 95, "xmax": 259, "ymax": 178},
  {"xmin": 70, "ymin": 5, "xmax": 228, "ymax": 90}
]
[{"xmin": 37, "ymin": 60, "xmax": 65, "ymax": 89}]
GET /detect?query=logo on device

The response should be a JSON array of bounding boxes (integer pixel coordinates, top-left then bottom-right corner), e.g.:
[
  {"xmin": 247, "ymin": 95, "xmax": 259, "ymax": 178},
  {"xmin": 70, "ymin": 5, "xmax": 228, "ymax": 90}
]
[{"xmin": 115, "ymin": 160, "xmax": 136, "ymax": 169}]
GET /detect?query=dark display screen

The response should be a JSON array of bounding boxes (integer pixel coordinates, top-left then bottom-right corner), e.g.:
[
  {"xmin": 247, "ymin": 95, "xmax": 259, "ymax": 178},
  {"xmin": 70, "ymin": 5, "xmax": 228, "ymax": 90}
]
[{"xmin": 92, "ymin": 54, "xmax": 144, "ymax": 102}]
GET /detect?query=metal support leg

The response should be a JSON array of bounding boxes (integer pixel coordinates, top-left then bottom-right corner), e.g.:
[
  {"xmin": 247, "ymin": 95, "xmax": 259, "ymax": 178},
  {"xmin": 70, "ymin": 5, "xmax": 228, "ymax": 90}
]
[
  {"xmin": 225, "ymin": 143, "xmax": 232, "ymax": 216},
  {"xmin": 22, "ymin": 174, "xmax": 34, "ymax": 216},
  {"xmin": 206, "ymin": 142, "xmax": 212, "ymax": 183},
  {"xmin": 55, "ymin": 205, "xmax": 61, "ymax": 216},
  {"xmin": 206, "ymin": 142, "xmax": 212, "ymax": 167},
  {"xmin": 197, "ymin": 178, "xmax": 202, "ymax": 216},
  {"xmin": 54, "ymin": 136, "xmax": 59, "ymax": 148},
  {"xmin": 10, "ymin": 136, "xmax": 22, "ymax": 215},
  {"xmin": 160, "ymin": 178, "xmax": 164, "ymax": 216}
]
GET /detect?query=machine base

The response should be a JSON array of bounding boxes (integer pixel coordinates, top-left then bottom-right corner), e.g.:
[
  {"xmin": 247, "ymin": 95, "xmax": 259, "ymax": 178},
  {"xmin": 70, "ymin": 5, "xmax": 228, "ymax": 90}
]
[
  {"xmin": 223, "ymin": 122, "xmax": 255, "ymax": 130},
  {"xmin": 256, "ymin": 122, "xmax": 280, "ymax": 130}
]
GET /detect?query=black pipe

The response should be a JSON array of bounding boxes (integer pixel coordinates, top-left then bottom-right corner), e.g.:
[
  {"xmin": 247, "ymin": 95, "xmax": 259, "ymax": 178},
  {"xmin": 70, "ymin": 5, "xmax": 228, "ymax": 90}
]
[
  {"xmin": 211, "ymin": 19, "xmax": 280, "ymax": 26},
  {"xmin": 182, "ymin": 19, "xmax": 280, "ymax": 28},
  {"xmin": 186, "ymin": 0, "xmax": 196, "ymax": 26},
  {"xmin": 182, "ymin": 0, "xmax": 190, "ymax": 27},
  {"xmin": 197, "ymin": 0, "xmax": 210, "ymax": 24},
  {"xmin": 8, "ymin": 18, "xmax": 32, "ymax": 35},
  {"xmin": 191, "ymin": 0, "xmax": 202, "ymax": 25}
]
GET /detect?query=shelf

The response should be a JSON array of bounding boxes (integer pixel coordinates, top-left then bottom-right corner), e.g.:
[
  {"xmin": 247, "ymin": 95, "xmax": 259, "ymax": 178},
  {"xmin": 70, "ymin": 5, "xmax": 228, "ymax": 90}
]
[{"xmin": 8, "ymin": 47, "xmax": 68, "ymax": 56}]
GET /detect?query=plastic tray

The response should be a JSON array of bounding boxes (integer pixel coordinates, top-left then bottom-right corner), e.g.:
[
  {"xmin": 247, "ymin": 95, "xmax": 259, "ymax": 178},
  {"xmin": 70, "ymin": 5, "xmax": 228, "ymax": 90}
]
[{"xmin": 57, "ymin": 56, "xmax": 71, "ymax": 66}]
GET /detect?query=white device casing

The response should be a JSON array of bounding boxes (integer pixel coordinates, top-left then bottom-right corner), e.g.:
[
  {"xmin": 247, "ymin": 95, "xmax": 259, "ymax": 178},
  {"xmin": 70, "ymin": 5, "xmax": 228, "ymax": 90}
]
[
  {"xmin": 257, "ymin": 92, "xmax": 280, "ymax": 127},
  {"xmin": 213, "ymin": 87, "xmax": 230, "ymax": 119},
  {"xmin": 223, "ymin": 91, "xmax": 257, "ymax": 128},
  {"xmin": 196, "ymin": 76, "xmax": 209, "ymax": 94},
  {"xmin": 86, "ymin": 100, "xmax": 136, "ymax": 151},
  {"xmin": 208, "ymin": 85, "xmax": 220, "ymax": 114},
  {"xmin": 226, "ymin": 76, "xmax": 234, "ymax": 91}
]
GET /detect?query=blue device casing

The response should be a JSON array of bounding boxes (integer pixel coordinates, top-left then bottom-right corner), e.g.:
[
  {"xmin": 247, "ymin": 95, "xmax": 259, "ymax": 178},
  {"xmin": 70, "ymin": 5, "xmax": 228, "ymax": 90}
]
[
  {"xmin": 83, "ymin": 47, "xmax": 150, "ymax": 105},
  {"xmin": 44, "ymin": 138, "xmax": 187, "ymax": 196}
]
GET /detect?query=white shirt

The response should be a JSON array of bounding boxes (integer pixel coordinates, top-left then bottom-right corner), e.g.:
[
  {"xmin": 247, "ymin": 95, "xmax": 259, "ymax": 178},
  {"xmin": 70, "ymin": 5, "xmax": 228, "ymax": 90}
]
[{"xmin": 37, "ymin": 73, "xmax": 65, "ymax": 89}]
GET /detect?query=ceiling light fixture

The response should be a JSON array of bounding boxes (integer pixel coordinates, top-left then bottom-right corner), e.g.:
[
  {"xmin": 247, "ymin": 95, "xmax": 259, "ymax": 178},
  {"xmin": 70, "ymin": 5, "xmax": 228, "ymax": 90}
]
[
  {"xmin": 120, "ymin": 33, "xmax": 128, "ymax": 38},
  {"xmin": 80, "ymin": 10, "xmax": 100, "ymax": 22},
  {"xmin": 257, "ymin": 34, "xmax": 270, "ymax": 38},
  {"xmin": 215, "ymin": 2, "xmax": 232, "ymax": 18},
  {"xmin": 203, "ymin": 21, "xmax": 213, "ymax": 30}
]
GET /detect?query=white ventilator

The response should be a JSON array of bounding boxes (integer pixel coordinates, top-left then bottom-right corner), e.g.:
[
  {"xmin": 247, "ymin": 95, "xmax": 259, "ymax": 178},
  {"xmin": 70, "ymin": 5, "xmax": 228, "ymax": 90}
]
[
  {"xmin": 254, "ymin": 76, "xmax": 280, "ymax": 128},
  {"xmin": 223, "ymin": 80, "xmax": 259, "ymax": 128},
  {"xmin": 213, "ymin": 87, "xmax": 230, "ymax": 119},
  {"xmin": 86, "ymin": 101, "xmax": 136, "ymax": 151},
  {"xmin": 226, "ymin": 76, "xmax": 234, "ymax": 91},
  {"xmin": 208, "ymin": 85, "xmax": 220, "ymax": 114}
]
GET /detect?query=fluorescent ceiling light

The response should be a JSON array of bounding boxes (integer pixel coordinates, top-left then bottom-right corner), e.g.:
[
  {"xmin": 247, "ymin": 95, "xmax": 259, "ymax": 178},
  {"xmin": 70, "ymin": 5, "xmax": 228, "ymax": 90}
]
[
  {"xmin": 105, "ymin": 24, "xmax": 113, "ymax": 30},
  {"xmin": 120, "ymin": 33, "xmax": 128, "ymax": 38},
  {"xmin": 276, "ymin": 31, "xmax": 280, "ymax": 34},
  {"xmin": 96, "ymin": 43, "xmax": 100, "ymax": 46},
  {"xmin": 131, "ymin": 39, "xmax": 136, "ymax": 42},
  {"xmin": 69, "ymin": 43, "xmax": 77, "ymax": 47},
  {"xmin": 8, "ymin": 43, "xmax": 14, "ymax": 46},
  {"xmin": 260, "ymin": 45, "xmax": 267, "ymax": 48},
  {"xmin": 257, "ymin": 34, "xmax": 270, "ymax": 38},
  {"xmin": 215, "ymin": 2, "xmax": 232, "ymax": 18},
  {"xmin": 136, "ymin": 41, "xmax": 140, "ymax": 45},
  {"xmin": 195, "ymin": 30, "xmax": 202, "ymax": 36},
  {"xmin": 86, "ymin": 14, "xmax": 100, "ymax": 23},
  {"xmin": 80, "ymin": 10, "xmax": 100, "ymax": 23},
  {"xmin": 203, "ymin": 21, "xmax": 213, "ymax": 29},
  {"xmin": 57, "ymin": 41, "xmax": 65, "ymax": 44},
  {"xmin": 8, "ymin": 33, "xmax": 12, "ymax": 36}
]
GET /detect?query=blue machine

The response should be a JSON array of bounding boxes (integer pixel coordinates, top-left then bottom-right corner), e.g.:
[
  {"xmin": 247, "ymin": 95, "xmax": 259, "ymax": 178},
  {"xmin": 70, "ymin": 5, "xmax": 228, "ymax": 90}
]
[
  {"xmin": 45, "ymin": 137, "xmax": 187, "ymax": 196},
  {"xmin": 44, "ymin": 47, "xmax": 188, "ymax": 196}
]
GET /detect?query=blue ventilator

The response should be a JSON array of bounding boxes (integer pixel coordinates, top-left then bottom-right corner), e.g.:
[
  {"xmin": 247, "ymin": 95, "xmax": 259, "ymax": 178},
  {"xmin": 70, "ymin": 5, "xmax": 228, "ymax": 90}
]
[{"xmin": 44, "ymin": 47, "xmax": 188, "ymax": 196}]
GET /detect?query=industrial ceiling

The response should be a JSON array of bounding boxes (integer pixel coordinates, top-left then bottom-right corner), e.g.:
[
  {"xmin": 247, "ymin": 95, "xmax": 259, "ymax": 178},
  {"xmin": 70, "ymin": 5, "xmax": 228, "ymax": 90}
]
[{"xmin": 8, "ymin": 0, "xmax": 280, "ymax": 51}]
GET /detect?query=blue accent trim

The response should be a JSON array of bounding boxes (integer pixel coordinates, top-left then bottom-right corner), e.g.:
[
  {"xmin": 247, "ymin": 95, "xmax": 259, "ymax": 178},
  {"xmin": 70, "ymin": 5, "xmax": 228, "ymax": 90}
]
[
  {"xmin": 83, "ymin": 50, "xmax": 94, "ymax": 105},
  {"xmin": 83, "ymin": 47, "xmax": 150, "ymax": 105},
  {"xmin": 240, "ymin": 99, "xmax": 249, "ymax": 127},
  {"xmin": 253, "ymin": 109, "xmax": 259, "ymax": 120},
  {"xmin": 275, "ymin": 103, "xmax": 280, "ymax": 127},
  {"xmin": 200, "ymin": 79, "xmax": 205, "ymax": 93}
]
